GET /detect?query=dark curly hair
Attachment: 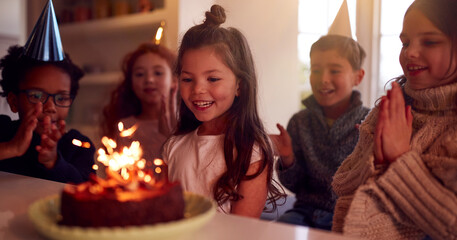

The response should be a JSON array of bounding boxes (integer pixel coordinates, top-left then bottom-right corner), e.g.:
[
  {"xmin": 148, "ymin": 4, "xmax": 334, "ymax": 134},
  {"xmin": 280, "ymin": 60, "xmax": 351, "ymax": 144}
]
[
  {"xmin": 0, "ymin": 45, "xmax": 84, "ymax": 97},
  {"xmin": 174, "ymin": 4, "xmax": 285, "ymax": 211}
]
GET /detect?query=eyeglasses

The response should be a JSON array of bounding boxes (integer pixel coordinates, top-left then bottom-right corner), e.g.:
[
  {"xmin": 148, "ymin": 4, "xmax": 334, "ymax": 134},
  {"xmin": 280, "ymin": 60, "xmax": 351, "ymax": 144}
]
[{"xmin": 20, "ymin": 89, "xmax": 74, "ymax": 107}]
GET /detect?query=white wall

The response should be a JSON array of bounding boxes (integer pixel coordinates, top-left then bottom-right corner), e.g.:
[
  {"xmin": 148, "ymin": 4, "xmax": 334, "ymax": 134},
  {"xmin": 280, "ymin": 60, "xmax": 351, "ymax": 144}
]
[
  {"xmin": 0, "ymin": 0, "xmax": 26, "ymax": 119},
  {"xmin": 0, "ymin": 0, "xmax": 26, "ymax": 40},
  {"xmin": 177, "ymin": 0, "xmax": 215, "ymax": 39},
  {"xmin": 215, "ymin": 0, "xmax": 300, "ymax": 133},
  {"xmin": 355, "ymin": 0, "xmax": 378, "ymax": 108}
]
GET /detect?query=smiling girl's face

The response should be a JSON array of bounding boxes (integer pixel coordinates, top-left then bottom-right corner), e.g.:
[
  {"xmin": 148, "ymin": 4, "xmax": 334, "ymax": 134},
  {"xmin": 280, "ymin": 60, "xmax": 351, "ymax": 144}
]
[
  {"xmin": 179, "ymin": 46, "xmax": 239, "ymax": 133},
  {"xmin": 399, "ymin": 8, "xmax": 457, "ymax": 90},
  {"xmin": 131, "ymin": 52, "xmax": 174, "ymax": 106}
]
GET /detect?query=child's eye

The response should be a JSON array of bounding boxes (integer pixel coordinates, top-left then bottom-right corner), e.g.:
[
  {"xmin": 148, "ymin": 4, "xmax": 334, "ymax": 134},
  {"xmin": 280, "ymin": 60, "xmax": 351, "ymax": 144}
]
[
  {"xmin": 133, "ymin": 72, "xmax": 145, "ymax": 78},
  {"xmin": 154, "ymin": 71, "xmax": 164, "ymax": 76},
  {"xmin": 330, "ymin": 70, "xmax": 341, "ymax": 74},
  {"xmin": 311, "ymin": 70, "xmax": 321, "ymax": 75},
  {"xmin": 208, "ymin": 77, "xmax": 220, "ymax": 82},
  {"xmin": 181, "ymin": 78, "xmax": 192, "ymax": 83},
  {"xmin": 55, "ymin": 94, "xmax": 72, "ymax": 101},
  {"xmin": 26, "ymin": 90, "xmax": 44, "ymax": 101},
  {"xmin": 401, "ymin": 42, "xmax": 409, "ymax": 48},
  {"xmin": 424, "ymin": 40, "xmax": 439, "ymax": 46},
  {"xmin": 55, "ymin": 94, "xmax": 73, "ymax": 105},
  {"xmin": 29, "ymin": 92, "xmax": 43, "ymax": 100}
]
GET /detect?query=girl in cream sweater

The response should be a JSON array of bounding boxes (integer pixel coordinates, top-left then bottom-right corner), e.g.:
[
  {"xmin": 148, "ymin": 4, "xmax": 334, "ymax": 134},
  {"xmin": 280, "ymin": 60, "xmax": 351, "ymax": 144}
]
[{"xmin": 332, "ymin": 0, "xmax": 457, "ymax": 239}]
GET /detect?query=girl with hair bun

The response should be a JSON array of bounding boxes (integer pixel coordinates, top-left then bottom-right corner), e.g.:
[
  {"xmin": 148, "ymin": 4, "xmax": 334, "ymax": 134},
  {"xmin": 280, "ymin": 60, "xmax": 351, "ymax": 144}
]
[{"xmin": 163, "ymin": 4, "xmax": 284, "ymax": 217}]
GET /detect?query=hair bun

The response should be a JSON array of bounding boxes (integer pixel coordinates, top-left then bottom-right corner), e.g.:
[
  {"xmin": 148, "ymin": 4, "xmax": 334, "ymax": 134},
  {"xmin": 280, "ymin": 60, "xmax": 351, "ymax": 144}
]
[{"xmin": 203, "ymin": 5, "xmax": 226, "ymax": 27}]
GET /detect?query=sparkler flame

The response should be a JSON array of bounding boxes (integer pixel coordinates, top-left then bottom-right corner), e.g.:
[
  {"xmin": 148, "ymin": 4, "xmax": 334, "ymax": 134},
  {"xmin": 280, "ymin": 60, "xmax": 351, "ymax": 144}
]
[
  {"xmin": 118, "ymin": 122, "xmax": 138, "ymax": 137},
  {"xmin": 97, "ymin": 138, "xmax": 146, "ymax": 181},
  {"xmin": 72, "ymin": 139, "xmax": 91, "ymax": 148},
  {"xmin": 94, "ymin": 122, "xmax": 166, "ymax": 186}
]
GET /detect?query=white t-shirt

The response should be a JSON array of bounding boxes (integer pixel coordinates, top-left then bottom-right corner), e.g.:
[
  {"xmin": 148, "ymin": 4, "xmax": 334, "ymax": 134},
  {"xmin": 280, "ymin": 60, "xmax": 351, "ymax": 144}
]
[{"xmin": 162, "ymin": 128, "xmax": 262, "ymax": 213}]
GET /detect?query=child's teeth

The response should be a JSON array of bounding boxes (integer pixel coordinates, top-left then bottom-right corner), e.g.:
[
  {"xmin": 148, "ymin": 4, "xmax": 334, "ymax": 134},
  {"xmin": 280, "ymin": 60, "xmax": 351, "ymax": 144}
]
[
  {"xmin": 409, "ymin": 66, "xmax": 425, "ymax": 70},
  {"xmin": 195, "ymin": 101, "xmax": 212, "ymax": 107}
]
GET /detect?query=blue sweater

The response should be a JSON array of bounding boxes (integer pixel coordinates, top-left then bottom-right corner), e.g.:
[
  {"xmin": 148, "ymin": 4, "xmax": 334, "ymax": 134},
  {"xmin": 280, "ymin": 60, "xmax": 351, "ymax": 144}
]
[
  {"xmin": 277, "ymin": 91, "xmax": 370, "ymax": 212},
  {"xmin": 0, "ymin": 115, "xmax": 95, "ymax": 183}
]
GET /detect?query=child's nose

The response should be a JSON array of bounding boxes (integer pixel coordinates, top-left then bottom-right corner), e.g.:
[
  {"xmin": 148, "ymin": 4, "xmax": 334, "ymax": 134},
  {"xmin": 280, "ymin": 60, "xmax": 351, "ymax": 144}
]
[
  {"xmin": 321, "ymin": 71, "xmax": 331, "ymax": 84},
  {"xmin": 192, "ymin": 81, "xmax": 206, "ymax": 94},
  {"xmin": 404, "ymin": 42, "xmax": 419, "ymax": 59},
  {"xmin": 42, "ymin": 97, "xmax": 57, "ymax": 114},
  {"xmin": 146, "ymin": 73, "xmax": 155, "ymax": 83}
]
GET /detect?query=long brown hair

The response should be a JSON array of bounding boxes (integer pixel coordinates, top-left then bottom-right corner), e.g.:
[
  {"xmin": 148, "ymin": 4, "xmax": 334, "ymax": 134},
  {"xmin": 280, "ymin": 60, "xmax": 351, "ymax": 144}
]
[
  {"xmin": 174, "ymin": 5, "xmax": 284, "ymax": 210},
  {"xmin": 100, "ymin": 43, "xmax": 176, "ymax": 139}
]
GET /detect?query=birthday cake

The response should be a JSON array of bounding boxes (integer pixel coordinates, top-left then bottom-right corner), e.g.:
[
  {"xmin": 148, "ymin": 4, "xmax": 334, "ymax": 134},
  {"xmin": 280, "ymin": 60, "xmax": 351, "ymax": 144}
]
[
  {"xmin": 60, "ymin": 175, "xmax": 185, "ymax": 227},
  {"xmin": 60, "ymin": 130, "xmax": 185, "ymax": 227}
]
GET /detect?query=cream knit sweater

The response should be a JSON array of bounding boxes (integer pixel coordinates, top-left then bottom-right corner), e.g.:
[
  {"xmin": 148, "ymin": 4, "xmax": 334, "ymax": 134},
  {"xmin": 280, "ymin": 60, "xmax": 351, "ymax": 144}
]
[{"xmin": 332, "ymin": 81, "xmax": 457, "ymax": 240}]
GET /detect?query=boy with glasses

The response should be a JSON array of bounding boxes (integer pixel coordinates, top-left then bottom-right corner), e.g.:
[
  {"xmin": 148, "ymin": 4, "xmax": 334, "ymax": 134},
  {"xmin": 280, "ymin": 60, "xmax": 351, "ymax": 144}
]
[{"xmin": 0, "ymin": 0, "xmax": 95, "ymax": 183}]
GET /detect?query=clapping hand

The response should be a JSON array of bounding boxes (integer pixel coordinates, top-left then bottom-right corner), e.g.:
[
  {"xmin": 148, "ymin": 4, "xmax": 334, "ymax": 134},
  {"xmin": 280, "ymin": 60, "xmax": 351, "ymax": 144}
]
[
  {"xmin": 270, "ymin": 123, "xmax": 294, "ymax": 168},
  {"xmin": 374, "ymin": 82, "xmax": 413, "ymax": 165},
  {"xmin": 2, "ymin": 103, "xmax": 41, "ymax": 159},
  {"xmin": 36, "ymin": 116, "xmax": 66, "ymax": 169}
]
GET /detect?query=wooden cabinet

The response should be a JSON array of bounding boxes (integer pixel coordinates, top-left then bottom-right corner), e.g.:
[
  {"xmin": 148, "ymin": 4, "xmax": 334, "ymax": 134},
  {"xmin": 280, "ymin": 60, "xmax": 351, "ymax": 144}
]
[{"xmin": 57, "ymin": 0, "xmax": 178, "ymax": 78}]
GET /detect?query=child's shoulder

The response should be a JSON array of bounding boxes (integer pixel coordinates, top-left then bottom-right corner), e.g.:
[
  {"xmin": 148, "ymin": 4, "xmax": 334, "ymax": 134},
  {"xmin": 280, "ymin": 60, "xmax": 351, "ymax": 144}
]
[
  {"xmin": 59, "ymin": 129, "xmax": 95, "ymax": 150},
  {"xmin": 64, "ymin": 129, "xmax": 91, "ymax": 141},
  {"xmin": 0, "ymin": 114, "xmax": 14, "ymax": 123},
  {"xmin": 162, "ymin": 130, "xmax": 199, "ymax": 157},
  {"xmin": 289, "ymin": 107, "xmax": 316, "ymax": 124},
  {"xmin": 166, "ymin": 130, "xmax": 197, "ymax": 145},
  {"xmin": 119, "ymin": 115, "xmax": 137, "ymax": 126},
  {"xmin": 358, "ymin": 106, "xmax": 379, "ymax": 132},
  {"xmin": 0, "ymin": 115, "xmax": 19, "ymax": 140}
]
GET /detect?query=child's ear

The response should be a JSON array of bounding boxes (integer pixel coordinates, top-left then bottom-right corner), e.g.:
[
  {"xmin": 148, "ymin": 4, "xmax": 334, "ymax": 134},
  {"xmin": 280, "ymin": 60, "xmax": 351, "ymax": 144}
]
[
  {"xmin": 6, "ymin": 92, "xmax": 19, "ymax": 113},
  {"xmin": 353, "ymin": 69, "xmax": 365, "ymax": 86}
]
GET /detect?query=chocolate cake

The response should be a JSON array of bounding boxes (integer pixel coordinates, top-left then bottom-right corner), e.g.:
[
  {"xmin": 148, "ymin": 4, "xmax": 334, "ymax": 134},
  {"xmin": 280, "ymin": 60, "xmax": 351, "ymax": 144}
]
[
  {"xmin": 61, "ymin": 133, "xmax": 185, "ymax": 227},
  {"xmin": 60, "ymin": 175, "xmax": 185, "ymax": 227}
]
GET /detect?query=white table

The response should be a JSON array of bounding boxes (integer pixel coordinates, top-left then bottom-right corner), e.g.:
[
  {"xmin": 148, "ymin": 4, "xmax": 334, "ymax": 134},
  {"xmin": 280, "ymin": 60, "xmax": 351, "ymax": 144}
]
[{"xmin": 0, "ymin": 172, "xmax": 356, "ymax": 240}]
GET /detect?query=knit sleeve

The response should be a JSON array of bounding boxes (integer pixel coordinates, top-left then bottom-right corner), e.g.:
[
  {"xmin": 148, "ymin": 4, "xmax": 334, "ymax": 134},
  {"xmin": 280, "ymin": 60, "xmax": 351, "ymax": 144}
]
[
  {"xmin": 377, "ymin": 151, "xmax": 457, "ymax": 239},
  {"xmin": 277, "ymin": 113, "xmax": 307, "ymax": 193},
  {"xmin": 331, "ymin": 109, "xmax": 378, "ymax": 233},
  {"xmin": 277, "ymin": 158, "xmax": 306, "ymax": 193},
  {"xmin": 332, "ymin": 108, "xmax": 378, "ymax": 196}
]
